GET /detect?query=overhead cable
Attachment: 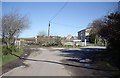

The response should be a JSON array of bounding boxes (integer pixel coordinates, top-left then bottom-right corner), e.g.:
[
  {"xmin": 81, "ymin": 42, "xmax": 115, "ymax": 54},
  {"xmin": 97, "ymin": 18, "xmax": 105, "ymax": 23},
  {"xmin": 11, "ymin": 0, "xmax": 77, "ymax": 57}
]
[{"xmin": 50, "ymin": 0, "xmax": 69, "ymax": 22}]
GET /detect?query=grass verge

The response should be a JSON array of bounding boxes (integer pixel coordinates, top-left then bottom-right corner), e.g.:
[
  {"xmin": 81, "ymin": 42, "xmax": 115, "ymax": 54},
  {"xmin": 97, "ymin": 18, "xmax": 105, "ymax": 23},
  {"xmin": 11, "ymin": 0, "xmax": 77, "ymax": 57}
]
[
  {"xmin": 0, "ymin": 46, "xmax": 2, "ymax": 67},
  {"xmin": 0, "ymin": 46, "xmax": 23, "ymax": 67}
]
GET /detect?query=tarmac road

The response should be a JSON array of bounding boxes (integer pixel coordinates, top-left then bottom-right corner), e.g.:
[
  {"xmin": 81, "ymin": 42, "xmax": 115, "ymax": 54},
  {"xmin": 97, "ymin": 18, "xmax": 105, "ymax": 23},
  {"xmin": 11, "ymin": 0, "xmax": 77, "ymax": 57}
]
[
  {"xmin": 2, "ymin": 47, "xmax": 71, "ymax": 76},
  {"xmin": 2, "ymin": 46, "xmax": 113, "ymax": 77}
]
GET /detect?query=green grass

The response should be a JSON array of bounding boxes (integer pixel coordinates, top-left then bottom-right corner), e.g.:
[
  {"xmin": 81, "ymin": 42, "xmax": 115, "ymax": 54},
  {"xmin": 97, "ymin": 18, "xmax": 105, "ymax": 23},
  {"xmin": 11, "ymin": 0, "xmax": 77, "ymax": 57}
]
[
  {"xmin": 0, "ymin": 47, "xmax": 23, "ymax": 67},
  {"xmin": 0, "ymin": 56, "xmax": 2, "ymax": 67},
  {"xmin": 0, "ymin": 46, "xmax": 2, "ymax": 67}
]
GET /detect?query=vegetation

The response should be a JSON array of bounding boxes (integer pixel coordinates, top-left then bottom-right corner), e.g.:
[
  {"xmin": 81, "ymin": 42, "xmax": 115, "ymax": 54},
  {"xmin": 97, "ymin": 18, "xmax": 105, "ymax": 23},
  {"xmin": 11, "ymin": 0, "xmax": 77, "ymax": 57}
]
[
  {"xmin": 89, "ymin": 19, "xmax": 106, "ymax": 45},
  {"xmin": 0, "ymin": 11, "xmax": 29, "ymax": 67},
  {"xmin": 36, "ymin": 36, "xmax": 62, "ymax": 47},
  {"xmin": 0, "ymin": 46, "xmax": 2, "ymax": 67},
  {"xmin": 1, "ymin": 11, "xmax": 29, "ymax": 54},
  {"xmin": 0, "ymin": 45, "xmax": 23, "ymax": 67},
  {"xmin": 89, "ymin": 11, "xmax": 120, "ymax": 69},
  {"xmin": 37, "ymin": 31, "xmax": 47, "ymax": 37},
  {"xmin": 2, "ymin": 47, "xmax": 23, "ymax": 66}
]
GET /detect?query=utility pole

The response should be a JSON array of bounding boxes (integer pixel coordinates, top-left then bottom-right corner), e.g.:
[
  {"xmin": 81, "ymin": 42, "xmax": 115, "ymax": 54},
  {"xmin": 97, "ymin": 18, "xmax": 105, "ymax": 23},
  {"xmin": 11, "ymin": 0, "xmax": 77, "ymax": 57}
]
[
  {"xmin": 48, "ymin": 21, "xmax": 50, "ymax": 37},
  {"xmin": 35, "ymin": 36, "xmax": 37, "ymax": 43}
]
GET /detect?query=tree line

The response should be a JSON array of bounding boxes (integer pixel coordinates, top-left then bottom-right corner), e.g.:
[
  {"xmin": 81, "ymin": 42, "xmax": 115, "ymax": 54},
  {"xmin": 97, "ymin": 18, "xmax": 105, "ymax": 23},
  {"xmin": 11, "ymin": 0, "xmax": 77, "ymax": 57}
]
[{"xmin": 89, "ymin": 11, "xmax": 120, "ymax": 69}]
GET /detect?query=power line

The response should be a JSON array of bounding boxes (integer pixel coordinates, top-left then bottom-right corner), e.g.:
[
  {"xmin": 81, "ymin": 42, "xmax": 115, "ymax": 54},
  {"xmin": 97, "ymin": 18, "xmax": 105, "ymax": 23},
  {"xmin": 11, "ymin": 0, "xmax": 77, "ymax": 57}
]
[
  {"xmin": 50, "ymin": 0, "xmax": 69, "ymax": 22},
  {"xmin": 48, "ymin": 1, "xmax": 69, "ymax": 36},
  {"xmin": 50, "ymin": 22, "xmax": 80, "ymax": 28}
]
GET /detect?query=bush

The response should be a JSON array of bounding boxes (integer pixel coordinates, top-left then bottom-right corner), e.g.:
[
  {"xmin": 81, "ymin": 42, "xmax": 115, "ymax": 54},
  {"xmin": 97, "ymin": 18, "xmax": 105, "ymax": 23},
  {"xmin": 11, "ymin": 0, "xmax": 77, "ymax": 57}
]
[
  {"xmin": 89, "ymin": 12, "xmax": 120, "ymax": 69},
  {"xmin": 98, "ymin": 12, "xmax": 120, "ymax": 69},
  {"xmin": 54, "ymin": 38, "xmax": 62, "ymax": 46},
  {"xmin": 63, "ymin": 45, "xmax": 73, "ymax": 48},
  {"xmin": 89, "ymin": 34, "xmax": 95, "ymax": 43},
  {"xmin": 2, "ymin": 45, "xmax": 20, "ymax": 55}
]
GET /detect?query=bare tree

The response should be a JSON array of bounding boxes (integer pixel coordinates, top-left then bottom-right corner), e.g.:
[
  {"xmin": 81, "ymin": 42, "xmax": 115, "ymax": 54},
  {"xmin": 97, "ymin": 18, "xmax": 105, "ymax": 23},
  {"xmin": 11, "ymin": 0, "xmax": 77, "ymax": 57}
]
[
  {"xmin": 0, "ymin": 17, "xmax": 2, "ymax": 37},
  {"xmin": 2, "ymin": 12, "xmax": 29, "ymax": 47},
  {"xmin": 89, "ymin": 19, "xmax": 105, "ymax": 44},
  {"xmin": 38, "ymin": 31, "xmax": 47, "ymax": 37},
  {"xmin": 99, "ymin": 12, "xmax": 120, "ymax": 49}
]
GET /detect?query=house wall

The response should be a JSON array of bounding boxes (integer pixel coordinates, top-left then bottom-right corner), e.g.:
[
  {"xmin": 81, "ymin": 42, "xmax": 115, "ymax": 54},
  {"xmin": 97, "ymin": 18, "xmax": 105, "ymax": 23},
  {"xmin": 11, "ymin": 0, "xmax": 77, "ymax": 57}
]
[
  {"xmin": 78, "ymin": 29, "xmax": 86, "ymax": 42},
  {"xmin": 78, "ymin": 28, "xmax": 91, "ymax": 42}
]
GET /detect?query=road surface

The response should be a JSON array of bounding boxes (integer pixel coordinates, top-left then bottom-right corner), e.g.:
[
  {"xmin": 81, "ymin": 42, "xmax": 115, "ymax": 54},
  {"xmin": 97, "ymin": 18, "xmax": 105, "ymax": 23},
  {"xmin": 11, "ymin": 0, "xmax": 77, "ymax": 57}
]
[
  {"xmin": 2, "ymin": 47, "xmax": 72, "ymax": 76},
  {"xmin": 2, "ymin": 46, "xmax": 109, "ymax": 76}
]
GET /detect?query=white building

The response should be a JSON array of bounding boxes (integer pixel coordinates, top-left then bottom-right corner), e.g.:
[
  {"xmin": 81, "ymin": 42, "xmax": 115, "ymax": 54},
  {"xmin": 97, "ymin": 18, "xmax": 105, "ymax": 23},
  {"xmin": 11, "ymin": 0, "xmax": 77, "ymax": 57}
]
[{"xmin": 78, "ymin": 28, "xmax": 91, "ymax": 42}]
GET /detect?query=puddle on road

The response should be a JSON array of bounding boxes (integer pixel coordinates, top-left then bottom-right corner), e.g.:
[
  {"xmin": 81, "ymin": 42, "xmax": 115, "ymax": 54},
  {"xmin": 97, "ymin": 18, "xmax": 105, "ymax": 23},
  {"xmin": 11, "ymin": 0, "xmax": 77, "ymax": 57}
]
[
  {"xmin": 79, "ymin": 59, "xmax": 91, "ymax": 63},
  {"xmin": 79, "ymin": 59, "xmax": 93, "ymax": 68},
  {"xmin": 84, "ymin": 64, "xmax": 93, "ymax": 68}
]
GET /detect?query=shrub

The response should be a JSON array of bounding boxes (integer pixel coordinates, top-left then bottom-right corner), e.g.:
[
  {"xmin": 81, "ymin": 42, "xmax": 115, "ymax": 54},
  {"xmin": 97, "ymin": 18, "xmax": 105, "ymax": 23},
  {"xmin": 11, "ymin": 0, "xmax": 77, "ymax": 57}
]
[{"xmin": 2, "ymin": 45, "xmax": 20, "ymax": 55}]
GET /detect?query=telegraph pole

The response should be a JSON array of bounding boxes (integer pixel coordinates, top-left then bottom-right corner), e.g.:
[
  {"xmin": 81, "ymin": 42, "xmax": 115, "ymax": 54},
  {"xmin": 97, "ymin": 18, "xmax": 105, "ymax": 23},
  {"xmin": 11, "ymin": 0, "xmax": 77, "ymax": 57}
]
[{"xmin": 48, "ymin": 21, "xmax": 50, "ymax": 37}]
